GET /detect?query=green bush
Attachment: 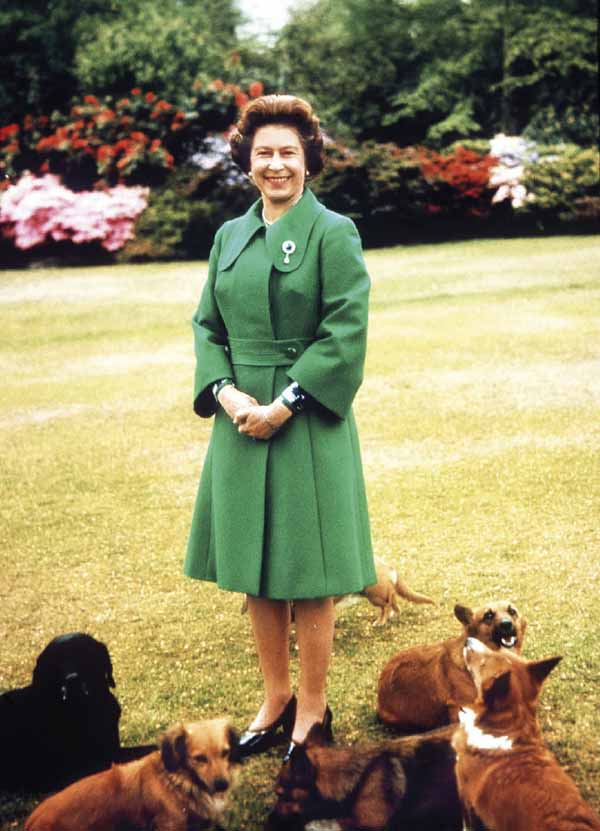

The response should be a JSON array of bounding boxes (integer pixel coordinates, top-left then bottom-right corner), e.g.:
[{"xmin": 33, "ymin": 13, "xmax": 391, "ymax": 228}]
[
  {"xmin": 519, "ymin": 145, "xmax": 600, "ymax": 225},
  {"xmin": 117, "ymin": 163, "xmax": 254, "ymax": 262}
]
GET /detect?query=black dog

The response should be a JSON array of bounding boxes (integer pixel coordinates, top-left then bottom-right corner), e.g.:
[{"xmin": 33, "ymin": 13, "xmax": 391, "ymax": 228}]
[{"xmin": 0, "ymin": 633, "xmax": 122, "ymax": 790}]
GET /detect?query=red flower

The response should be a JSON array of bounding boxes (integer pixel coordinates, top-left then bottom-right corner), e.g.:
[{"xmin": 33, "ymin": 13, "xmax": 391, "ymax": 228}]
[
  {"xmin": 145, "ymin": 91, "xmax": 156, "ymax": 103},
  {"xmin": 130, "ymin": 131, "xmax": 148, "ymax": 144},
  {"xmin": 235, "ymin": 91, "xmax": 249, "ymax": 109},
  {"xmin": 210, "ymin": 79, "xmax": 224, "ymax": 91},
  {"xmin": 1, "ymin": 123, "xmax": 19, "ymax": 141},
  {"xmin": 84, "ymin": 95, "xmax": 100, "ymax": 106},
  {"xmin": 97, "ymin": 145, "xmax": 114, "ymax": 161},
  {"xmin": 249, "ymin": 81, "xmax": 264, "ymax": 98},
  {"xmin": 131, "ymin": 88, "xmax": 142, "ymax": 96},
  {"xmin": 116, "ymin": 98, "xmax": 131, "ymax": 108}
]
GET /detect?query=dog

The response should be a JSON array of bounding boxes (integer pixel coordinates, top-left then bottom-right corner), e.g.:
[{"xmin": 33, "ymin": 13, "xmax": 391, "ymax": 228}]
[
  {"xmin": 0, "ymin": 632, "xmax": 122, "ymax": 790},
  {"xmin": 377, "ymin": 601, "xmax": 526, "ymax": 731},
  {"xmin": 335, "ymin": 557, "xmax": 435, "ymax": 626},
  {"xmin": 24, "ymin": 718, "xmax": 240, "ymax": 831},
  {"xmin": 453, "ymin": 638, "xmax": 600, "ymax": 831},
  {"xmin": 266, "ymin": 722, "xmax": 461, "ymax": 831}
]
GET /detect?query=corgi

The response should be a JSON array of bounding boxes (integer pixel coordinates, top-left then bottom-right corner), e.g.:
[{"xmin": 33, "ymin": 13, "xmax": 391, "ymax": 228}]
[
  {"xmin": 453, "ymin": 638, "xmax": 600, "ymax": 831},
  {"xmin": 378, "ymin": 601, "xmax": 526, "ymax": 731}
]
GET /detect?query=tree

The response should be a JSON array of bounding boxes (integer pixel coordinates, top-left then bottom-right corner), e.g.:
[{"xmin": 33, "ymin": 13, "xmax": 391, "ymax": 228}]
[
  {"xmin": 277, "ymin": 0, "xmax": 598, "ymax": 146},
  {"xmin": 0, "ymin": 0, "xmax": 121, "ymax": 122},
  {"xmin": 73, "ymin": 0, "xmax": 242, "ymax": 102}
]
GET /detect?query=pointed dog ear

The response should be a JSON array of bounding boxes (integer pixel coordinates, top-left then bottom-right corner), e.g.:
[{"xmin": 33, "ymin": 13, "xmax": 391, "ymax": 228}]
[
  {"xmin": 227, "ymin": 725, "xmax": 241, "ymax": 764},
  {"xmin": 454, "ymin": 604, "xmax": 473, "ymax": 626},
  {"xmin": 527, "ymin": 656, "xmax": 562, "ymax": 689},
  {"xmin": 287, "ymin": 742, "xmax": 315, "ymax": 780},
  {"xmin": 160, "ymin": 725, "xmax": 188, "ymax": 772},
  {"xmin": 304, "ymin": 722, "xmax": 328, "ymax": 748},
  {"xmin": 483, "ymin": 670, "xmax": 511, "ymax": 708}
]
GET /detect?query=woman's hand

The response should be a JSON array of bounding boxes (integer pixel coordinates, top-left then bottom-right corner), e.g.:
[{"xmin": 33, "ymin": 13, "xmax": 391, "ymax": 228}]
[
  {"xmin": 234, "ymin": 399, "xmax": 293, "ymax": 440},
  {"xmin": 217, "ymin": 385, "xmax": 258, "ymax": 421}
]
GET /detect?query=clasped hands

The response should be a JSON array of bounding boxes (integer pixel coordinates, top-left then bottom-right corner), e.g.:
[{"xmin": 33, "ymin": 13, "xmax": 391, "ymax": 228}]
[{"xmin": 218, "ymin": 385, "xmax": 292, "ymax": 440}]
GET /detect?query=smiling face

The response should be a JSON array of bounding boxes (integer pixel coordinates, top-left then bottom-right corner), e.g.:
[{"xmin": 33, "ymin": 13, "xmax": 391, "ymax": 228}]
[{"xmin": 249, "ymin": 124, "xmax": 306, "ymax": 217}]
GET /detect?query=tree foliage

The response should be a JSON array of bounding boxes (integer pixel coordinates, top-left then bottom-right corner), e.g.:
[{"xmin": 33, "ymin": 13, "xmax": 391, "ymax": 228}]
[{"xmin": 276, "ymin": 0, "xmax": 598, "ymax": 146}]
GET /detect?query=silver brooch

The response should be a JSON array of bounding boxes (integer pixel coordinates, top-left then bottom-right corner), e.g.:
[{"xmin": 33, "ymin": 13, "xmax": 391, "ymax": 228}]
[{"xmin": 282, "ymin": 240, "xmax": 296, "ymax": 264}]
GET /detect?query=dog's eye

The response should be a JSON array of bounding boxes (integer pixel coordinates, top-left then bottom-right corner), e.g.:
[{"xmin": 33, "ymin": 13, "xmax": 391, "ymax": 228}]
[
  {"xmin": 221, "ymin": 748, "xmax": 229, "ymax": 758},
  {"xmin": 483, "ymin": 610, "xmax": 494, "ymax": 622},
  {"xmin": 194, "ymin": 753, "xmax": 208, "ymax": 763},
  {"xmin": 507, "ymin": 606, "xmax": 517, "ymax": 617}
]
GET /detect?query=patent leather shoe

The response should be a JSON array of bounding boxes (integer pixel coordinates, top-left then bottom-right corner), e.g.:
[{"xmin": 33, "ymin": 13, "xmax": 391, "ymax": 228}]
[
  {"xmin": 238, "ymin": 696, "xmax": 296, "ymax": 758},
  {"xmin": 283, "ymin": 704, "xmax": 333, "ymax": 763}
]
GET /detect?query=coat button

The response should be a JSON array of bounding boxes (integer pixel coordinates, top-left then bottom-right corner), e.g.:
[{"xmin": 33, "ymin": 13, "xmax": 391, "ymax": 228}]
[{"xmin": 286, "ymin": 346, "xmax": 297, "ymax": 356}]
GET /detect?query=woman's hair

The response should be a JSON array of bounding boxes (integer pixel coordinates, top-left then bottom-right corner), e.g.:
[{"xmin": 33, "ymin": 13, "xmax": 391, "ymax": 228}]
[{"xmin": 229, "ymin": 94, "xmax": 325, "ymax": 175}]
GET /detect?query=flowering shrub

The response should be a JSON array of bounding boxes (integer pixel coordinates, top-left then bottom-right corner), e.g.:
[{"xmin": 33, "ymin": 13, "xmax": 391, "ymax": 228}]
[
  {"xmin": 418, "ymin": 146, "xmax": 499, "ymax": 218},
  {"xmin": 0, "ymin": 173, "xmax": 148, "ymax": 251},
  {"xmin": 0, "ymin": 79, "xmax": 263, "ymax": 191}
]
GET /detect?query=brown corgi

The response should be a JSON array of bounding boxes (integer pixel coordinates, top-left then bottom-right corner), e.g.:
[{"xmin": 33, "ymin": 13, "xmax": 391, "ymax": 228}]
[
  {"xmin": 378, "ymin": 601, "xmax": 526, "ymax": 731},
  {"xmin": 453, "ymin": 638, "xmax": 600, "ymax": 831}
]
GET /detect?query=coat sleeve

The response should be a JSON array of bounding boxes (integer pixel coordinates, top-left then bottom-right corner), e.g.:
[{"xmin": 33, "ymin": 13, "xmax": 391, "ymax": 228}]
[
  {"xmin": 191, "ymin": 227, "xmax": 234, "ymax": 417},
  {"xmin": 287, "ymin": 216, "xmax": 370, "ymax": 419}
]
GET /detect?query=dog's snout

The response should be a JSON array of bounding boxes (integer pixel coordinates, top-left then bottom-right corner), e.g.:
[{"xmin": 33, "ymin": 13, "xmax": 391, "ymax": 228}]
[
  {"xmin": 213, "ymin": 777, "xmax": 229, "ymax": 792},
  {"xmin": 498, "ymin": 618, "xmax": 515, "ymax": 633}
]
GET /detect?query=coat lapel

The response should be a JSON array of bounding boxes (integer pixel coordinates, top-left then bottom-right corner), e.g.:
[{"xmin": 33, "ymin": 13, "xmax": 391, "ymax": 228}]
[
  {"xmin": 217, "ymin": 188, "xmax": 325, "ymax": 272},
  {"xmin": 218, "ymin": 199, "xmax": 264, "ymax": 270}
]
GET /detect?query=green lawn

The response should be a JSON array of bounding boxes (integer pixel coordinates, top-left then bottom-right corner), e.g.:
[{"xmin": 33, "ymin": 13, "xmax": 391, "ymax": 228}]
[{"xmin": 1, "ymin": 235, "xmax": 599, "ymax": 828}]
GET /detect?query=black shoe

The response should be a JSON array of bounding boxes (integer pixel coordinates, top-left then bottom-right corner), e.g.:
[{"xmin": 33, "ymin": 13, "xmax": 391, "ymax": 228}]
[
  {"xmin": 238, "ymin": 696, "xmax": 296, "ymax": 758},
  {"xmin": 283, "ymin": 704, "xmax": 333, "ymax": 762}
]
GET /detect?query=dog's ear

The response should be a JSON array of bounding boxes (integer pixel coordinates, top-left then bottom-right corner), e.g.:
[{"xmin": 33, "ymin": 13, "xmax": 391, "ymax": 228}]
[
  {"xmin": 454, "ymin": 604, "xmax": 473, "ymax": 627},
  {"xmin": 304, "ymin": 722, "xmax": 328, "ymax": 748},
  {"xmin": 527, "ymin": 656, "xmax": 561, "ymax": 689},
  {"xmin": 227, "ymin": 725, "xmax": 241, "ymax": 764},
  {"xmin": 353, "ymin": 753, "xmax": 406, "ymax": 829},
  {"xmin": 160, "ymin": 724, "xmax": 188, "ymax": 772},
  {"xmin": 286, "ymin": 742, "xmax": 316, "ymax": 781},
  {"xmin": 483, "ymin": 670, "xmax": 511, "ymax": 708}
]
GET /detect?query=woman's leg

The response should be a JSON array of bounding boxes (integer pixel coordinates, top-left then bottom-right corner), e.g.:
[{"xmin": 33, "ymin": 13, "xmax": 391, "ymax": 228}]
[
  {"xmin": 292, "ymin": 597, "xmax": 335, "ymax": 742},
  {"xmin": 245, "ymin": 595, "xmax": 293, "ymax": 729}
]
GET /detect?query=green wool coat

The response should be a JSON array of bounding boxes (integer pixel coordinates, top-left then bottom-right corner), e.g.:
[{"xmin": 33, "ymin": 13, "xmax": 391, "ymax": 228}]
[{"xmin": 184, "ymin": 187, "xmax": 376, "ymax": 599}]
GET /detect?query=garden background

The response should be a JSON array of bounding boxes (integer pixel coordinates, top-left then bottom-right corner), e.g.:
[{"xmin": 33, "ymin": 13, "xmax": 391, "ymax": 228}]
[{"xmin": 1, "ymin": 0, "xmax": 599, "ymax": 828}]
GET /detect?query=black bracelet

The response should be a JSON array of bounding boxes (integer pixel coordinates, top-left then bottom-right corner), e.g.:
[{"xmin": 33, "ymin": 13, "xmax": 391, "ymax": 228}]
[
  {"xmin": 212, "ymin": 378, "xmax": 234, "ymax": 402},
  {"xmin": 279, "ymin": 382, "xmax": 309, "ymax": 414}
]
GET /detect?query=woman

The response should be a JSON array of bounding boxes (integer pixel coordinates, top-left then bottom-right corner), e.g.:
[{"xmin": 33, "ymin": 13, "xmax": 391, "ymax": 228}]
[{"xmin": 185, "ymin": 95, "xmax": 376, "ymax": 757}]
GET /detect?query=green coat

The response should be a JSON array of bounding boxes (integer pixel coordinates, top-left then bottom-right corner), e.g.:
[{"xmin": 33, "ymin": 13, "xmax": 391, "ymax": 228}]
[{"xmin": 184, "ymin": 188, "xmax": 376, "ymax": 599}]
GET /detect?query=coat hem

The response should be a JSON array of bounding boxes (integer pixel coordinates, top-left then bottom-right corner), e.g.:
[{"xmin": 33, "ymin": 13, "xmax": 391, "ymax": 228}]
[{"xmin": 183, "ymin": 570, "xmax": 376, "ymax": 601}]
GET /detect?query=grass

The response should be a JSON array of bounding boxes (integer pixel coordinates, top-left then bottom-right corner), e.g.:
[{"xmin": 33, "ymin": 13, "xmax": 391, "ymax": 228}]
[{"xmin": 1, "ymin": 234, "xmax": 599, "ymax": 828}]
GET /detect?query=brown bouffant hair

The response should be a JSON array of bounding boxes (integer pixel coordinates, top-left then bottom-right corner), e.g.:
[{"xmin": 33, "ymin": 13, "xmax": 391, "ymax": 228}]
[{"xmin": 229, "ymin": 94, "xmax": 325, "ymax": 175}]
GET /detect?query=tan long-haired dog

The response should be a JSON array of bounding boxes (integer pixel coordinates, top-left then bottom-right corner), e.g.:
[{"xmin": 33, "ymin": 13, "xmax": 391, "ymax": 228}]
[
  {"xmin": 454, "ymin": 638, "xmax": 600, "ymax": 831},
  {"xmin": 25, "ymin": 718, "xmax": 240, "ymax": 831}
]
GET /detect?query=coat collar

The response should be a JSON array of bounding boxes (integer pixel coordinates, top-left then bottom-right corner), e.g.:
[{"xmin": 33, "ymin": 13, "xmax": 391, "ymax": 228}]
[{"xmin": 218, "ymin": 188, "xmax": 325, "ymax": 272}]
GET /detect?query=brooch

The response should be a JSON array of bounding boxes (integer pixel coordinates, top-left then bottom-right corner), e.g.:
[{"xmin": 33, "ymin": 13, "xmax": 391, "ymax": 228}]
[{"xmin": 282, "ymin": 240, "xmax": 296, "ymax": 264}]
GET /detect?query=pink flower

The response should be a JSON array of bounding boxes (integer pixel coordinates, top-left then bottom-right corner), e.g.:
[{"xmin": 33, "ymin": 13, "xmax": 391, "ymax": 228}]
[{"xmin": 0, "ymin": 173, "xmax": 148, "ymax": 251}]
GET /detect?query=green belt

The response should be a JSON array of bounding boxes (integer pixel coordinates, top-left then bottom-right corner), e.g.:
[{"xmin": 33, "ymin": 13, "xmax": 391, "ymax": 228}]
[{"xmin": 227, "ymin": 336, "xmax": 312, "ymax": 366}]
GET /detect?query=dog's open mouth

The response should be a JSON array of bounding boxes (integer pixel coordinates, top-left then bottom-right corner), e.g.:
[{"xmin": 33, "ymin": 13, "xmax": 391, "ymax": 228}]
[{"xmin": 500, "ymin": 634, "xmax": 517, "ymax": 648}]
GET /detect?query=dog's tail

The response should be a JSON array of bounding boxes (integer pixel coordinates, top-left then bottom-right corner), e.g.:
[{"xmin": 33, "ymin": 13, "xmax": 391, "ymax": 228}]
[{"xmin": 392, "ymin": 570, "xmax": 435, "ymax": 606}]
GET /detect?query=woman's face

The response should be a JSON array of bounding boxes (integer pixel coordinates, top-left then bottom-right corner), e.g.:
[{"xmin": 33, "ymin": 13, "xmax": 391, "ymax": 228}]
[{"xmin": 249, "ymin": 124, "xmax": 306, "ymax": 212}]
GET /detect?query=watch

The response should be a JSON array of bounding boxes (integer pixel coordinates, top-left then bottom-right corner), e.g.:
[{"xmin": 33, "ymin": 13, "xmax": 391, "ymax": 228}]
[
  {"xmin": 279, "ymin": 382, "xmax": 309, "ymax": 414},
  {"xmin": 212, "ymin": 378, "xmax": 234, "ymax": 402}
]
